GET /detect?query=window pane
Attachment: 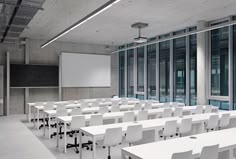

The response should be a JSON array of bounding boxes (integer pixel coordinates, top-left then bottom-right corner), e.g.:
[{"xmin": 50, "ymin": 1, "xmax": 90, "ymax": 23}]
[
  {"xmin": 127, "ymin": 49, "xmax": 134, "ymax": 97},
  {"xmin": 190, "ymin": 34, "xmax": 197, "ymax": 105},
  {"xmin": 119, "ymin": 51, "xmax": 125, "ymax": 97},
  {"xmin": 174, "ymin": 37, "xmax": 186, "ymax": 103},
  {"xmin": 136, "ymin": 94, "xmax": 145, "ymax": 100},
  {"xmin": 137, "ymin": 47, "xmax": 145, "ymax": 92},
  {"xmin": 147, "ymin": 44, "xmax": 156, "ymax": 99},
  {"xmin": 209, "ymin": 100, "xmax": 229, "ymax": 110},
  {"xmin": 159, "ymin": 41, "xmax": 170, "ymax": 102},
  {"xmin": 211, "ymin": 27, "xmax": 229, "ymax": 96}
]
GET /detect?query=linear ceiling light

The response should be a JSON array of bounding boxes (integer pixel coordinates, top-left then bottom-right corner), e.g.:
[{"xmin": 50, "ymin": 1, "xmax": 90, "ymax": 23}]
[{"xmin": 41, "ymin": 0, "xmax": 121, "ymax": 48}]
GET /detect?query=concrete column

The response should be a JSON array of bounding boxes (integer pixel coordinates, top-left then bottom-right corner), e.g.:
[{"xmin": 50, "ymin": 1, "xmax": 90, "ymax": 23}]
[{"xmin": 197, "ymin": 21, "xmax": 208, "ymax": 105}]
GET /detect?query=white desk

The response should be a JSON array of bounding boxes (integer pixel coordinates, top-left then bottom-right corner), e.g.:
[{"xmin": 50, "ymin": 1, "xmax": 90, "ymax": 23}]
[
  {"xmin": 122, "ymin": 127, "xmax": 236, "ymax": 159},
  {"xmin": 79, "ymin": 111, "xmax": 234, "ymax": 159}
]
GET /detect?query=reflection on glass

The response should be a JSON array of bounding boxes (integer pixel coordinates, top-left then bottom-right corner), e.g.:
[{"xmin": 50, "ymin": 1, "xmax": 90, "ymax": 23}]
[
  {"xmin": 209, "ymin": 100, "xmax": 229, "ymax": 110},
  {"xmin": 159, "ymin": 41, "xmax": 170, "ymax": 102},
  {"xmin": 119, "ymin": 51, "xmax": 125, "ymax": 97},
  {"xmin": 147, "ymin": 44, "xmax": 156, "ymax": 99},
  {"xmin": 211, "ymin": 27, "xmax": 229, "ymax": 96},
  {"xmin": 137, "ymin": 47, "xmax": 145, "ymax": 92},
  {"xmin": 173, "ymin": 37, "xmax": 186, "ymax": 103},
  {"xmin": 136, "ymin": 94, "xmax": 145, "ymax": 100},
  {"xmin": 127, "ymin": 49, "xmax": 134, "ymax": 97},
  {"xmin": 190, "ymin": 34, "xmax": 197, "ymax": 105}
]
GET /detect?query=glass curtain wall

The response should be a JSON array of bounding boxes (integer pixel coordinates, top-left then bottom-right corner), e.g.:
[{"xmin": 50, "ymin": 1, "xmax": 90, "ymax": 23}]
[
  {"xmin": 127, "ymin": 48, "xmax": 134, "ymax": 97},
  {"xmin": 173, "ymin": 34, "xmax": 186, "ymax": 103},
  {"xmin": 211, "ymin": 27, "xmax": 229, "ymax": 96},
  {"xmin": 190, "ymin": 33, "xmax": 197, "ymax": 105},
  {"xmin": 159, "ymin": 40, "xmax": 170, "ymax": 102},
  {"xmin": 147, "ymin": 43, "xmax": 156, "ymax": 99},
  {"xmin": 137, "ymin": 47, "xmax": 145, "ymax": 92},
  {"xmin": 119, "ymin": 50, "xmax": 125, "ymax": 97}
]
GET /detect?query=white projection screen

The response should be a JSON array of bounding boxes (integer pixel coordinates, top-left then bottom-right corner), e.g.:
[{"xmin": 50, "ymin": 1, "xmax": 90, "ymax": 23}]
[{"xmin": 61, "ymin": 53, "xmax": 111, "ymax": 87}]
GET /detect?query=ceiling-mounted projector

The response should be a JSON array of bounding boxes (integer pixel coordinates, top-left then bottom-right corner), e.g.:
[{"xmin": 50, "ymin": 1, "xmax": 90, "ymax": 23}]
[{"xmin": 131, "ymin": 22, "xmax": 148, "ymax": 43}]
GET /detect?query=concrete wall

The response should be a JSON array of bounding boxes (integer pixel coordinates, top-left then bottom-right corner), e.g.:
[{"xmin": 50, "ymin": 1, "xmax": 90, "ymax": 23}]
[{"xmin": 0, "ymin": 39, "xmax": 118, "ymax": 114}]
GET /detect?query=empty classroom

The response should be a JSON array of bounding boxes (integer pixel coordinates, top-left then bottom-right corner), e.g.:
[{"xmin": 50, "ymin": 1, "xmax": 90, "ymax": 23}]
[{"xmin": 1, "ymin": 0, "xmax": 236, "ymax": 159}]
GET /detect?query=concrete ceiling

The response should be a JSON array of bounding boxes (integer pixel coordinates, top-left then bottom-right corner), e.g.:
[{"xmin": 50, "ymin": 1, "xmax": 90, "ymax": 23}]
[{"xmin": 21, "ymin": 0, "xmax": 236, "ymax": 46}]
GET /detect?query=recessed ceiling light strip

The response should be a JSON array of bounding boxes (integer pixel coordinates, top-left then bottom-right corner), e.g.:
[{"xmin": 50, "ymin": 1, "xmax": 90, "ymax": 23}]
[{"xmin": 41, "ymin": 0, "xmax": 121, "ymax": 48}]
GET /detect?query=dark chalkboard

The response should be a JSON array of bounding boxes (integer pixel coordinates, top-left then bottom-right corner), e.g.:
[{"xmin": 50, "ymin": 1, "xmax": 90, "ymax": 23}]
[{"xmin": 10, "ymin": 64, "xmax": 59, "ymax": 87}]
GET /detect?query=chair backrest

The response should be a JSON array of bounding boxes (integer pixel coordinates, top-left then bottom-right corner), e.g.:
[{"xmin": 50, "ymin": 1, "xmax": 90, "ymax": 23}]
[
  {"xmin": 195, "ymin": 105, "xmax": 203, "ymax": 114},
  {"xmin": 57, "ymin": 104, "xmax": 66, "ymax": 110},
  {"xmin": 206, "ymin": 114, "xmax": 219, "ymax": 130},
  {"xmin": 81, "ymin": 102, "xmax": 90, "ymax": 108},
  {"xmin": 171, "ymin": 102, "xmax": 179, "ymax": 108},
  {"xmin": 103, "ymin": 127, "xmax": 123, "ymax": 146},
  {"xmin": 90, "ymin": 114, "xmax": 103, "ymax": 126},
  {"xmin": 173, "ymin": 107, "xmax": 183, "ymax": 117},
  {"xmin": 44, "ymin": 102, "xmax": 54, "ymax": 111},
  {"xmin": 219, "ymin": 113, "xmax": 230, "ymax": 128},
  {"xmin": 125, "ymin": 125, "xmax": 143, "ymax": 143},
  {"xmin": 200, "ymin": 144, "xmax": 219, "ymax": 159},
  {"xmin": 56, "ymin": 109, "xmax": 67, "ymax": 117},
  {"xmin": 204, "ymin": 105, "xmax": 212, "ymax": 113},
  {"xmin": 144, "ymin": 102, "xmax": 152, "ymax": 110},
  {"xmin": 71, "ymin": 116, "xmax": 86, "ymax": 130},
  {"xmin": 99, "ymin": 106, "xmax": 109, "ymax": 114},
  {"xmin": 123, "ymin": 112, "xmax": 135, "ymax": 122},
  {"xmin": 171, "ymin": 150, "xmax": 192, "ymax": 159},
  {"xmin": 179, "ymin": 118, "xmax": 192, "ymax": 134},
  {"xmin": 137, "ymin": 110, "xmax": 148, "ymax": 121},
  {"xmin": 111, "ymin": 105, "xmax": 120, "ymax": 112},
  {"xmin": 112, "ymin": 100, "xmax": 120, "ymax": 107},
  {"xmin": 163, "ymin": 120, "xmax": 177, "ymax": 136},
  {"xmin": 71, "ymin": 108, "xmax": 82, "ymax": 116},
  {"xmin": 67, "ymin": 100, "xmax": 76, "ymax": 104},
  {"xmin": 134, "ymin": 103, "xmax": 142, "ymax": 110},
  {"xmin": 121, "ymin": 100, "xmax": 128, "ymax": 105},
  {"xmin": 162, "ymin": 108, "xmax": 172, "ymax": 118},
  {"xmin": 163, "ymin": 102, "xmax": 170, "ymax": 107}
]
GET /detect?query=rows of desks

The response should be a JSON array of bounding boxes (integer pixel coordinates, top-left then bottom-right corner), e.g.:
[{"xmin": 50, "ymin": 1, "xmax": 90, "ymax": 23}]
[
  {"xmin": 122, "ymin": 127, "xmax": 236, "ymax": 159},
  {"xmin": 78, "ymin": 111, "xmax": 236, "ymax": 159}
]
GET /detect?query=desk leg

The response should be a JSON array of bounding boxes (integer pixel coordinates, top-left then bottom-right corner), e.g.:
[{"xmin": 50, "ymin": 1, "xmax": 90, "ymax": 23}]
[
  {"xmin": 33, "ymin": 107, "xmax": 36, "ymax": 128},
  {"xmin": 229, "ymin": 148, "xmax": 234, "ymax": 159},
  {"xmin": 28, "ymin": 105, "xmax": 31, "ymax": 122},
  {"xmin": 48, "ymin": 114, "xmax": 51, "ymax": 139},
  {"xmin": 43, "ymin": 113, "xmax": 46, "ymax": 136},
  {"xmin": 92, "ymin": 137, "xmax": 96, "ymax": 159},
  {"xmin": 64, "ymin": 122, "xmax": 67, "ymax": 153},
  {"xmin": 56, "ymin": 120, "xmax": 59, "ymax": 148},
  {"xmin": 80, "ymin": 132, "xmax": 82, "ymax": 159},
  {"xmin": 37, "ymin": 109, "xmax": 40, "ymax": 129},
  {"xmin": 121, "ymin": 150, "xmax": 126, "ymax": 159}
]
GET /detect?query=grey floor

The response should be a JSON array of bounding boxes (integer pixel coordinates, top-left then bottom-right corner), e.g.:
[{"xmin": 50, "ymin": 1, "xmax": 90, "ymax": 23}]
[{"xmin": 0, "ymin": 115, "xmax": 127, "ymax": 159}]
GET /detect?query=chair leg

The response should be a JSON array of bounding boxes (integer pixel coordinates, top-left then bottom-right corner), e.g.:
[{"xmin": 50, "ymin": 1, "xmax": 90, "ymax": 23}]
[{"xmin": 108, "ymin": 146, "xmax": 111, "ymax": 159}]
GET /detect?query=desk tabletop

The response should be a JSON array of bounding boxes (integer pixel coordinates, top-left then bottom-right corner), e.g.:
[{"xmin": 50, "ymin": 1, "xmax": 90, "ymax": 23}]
[{"xmin": 122, "ymin": 127, "xmax": 236, "ymax": 159}]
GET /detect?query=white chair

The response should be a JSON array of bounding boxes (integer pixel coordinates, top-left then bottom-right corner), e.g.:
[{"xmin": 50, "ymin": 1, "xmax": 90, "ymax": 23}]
[
  {"xmin": 172, "ymin": 150, "xmax": 193, "ymax": 159},
  {"xmin": 112, "ymin": 100, "xmax": 120, "ymax": 107},
  {"xmin": 35, "ymin": 102, "xmax": 44, "ymax": 106},
  {"xmin": 121, "ymin": 100, "xmax": 128, "ymax": 105},
  {"xmin": 103, "ymin": 127, "xmax": 123, "ymax": 159},
  {"xmin": 99, "ymin": 106, "xmax": 109, "ymax": 114},
  {"xmin": 67, "ymin": 116, "xmax": 89, "ymax": 153},
  {"xmin": 44, "ymin": 102, "xmax": 54, "ymax": 110},
  {"xmin": 67, "ymin": 100, "xmax": 76, "ymax": 104},
  {"xmin": 90, "ymin": 114, "xmax": 103, "ymax": 126},
  {"xmin": 219, "ymin": 113, "xmax": 230, "ymax": 129},
  {"xmin": 56, "ymin": 109, "xmax": 67, "ymax": 117},
  {"xmin": 178, "ymin": 118, "xmax": 192, "ymax": 137},
  {"xmin": 173, "ymin": 107, "xmax": 183, "ymax": 117},
  {"xmin": 171, "ymin": 102, "xmax": 179, "ymax": 107},
  {"xmin": 204, "ymin": 105, "xmax": 212, "ymax": 113},
  {"xmin": 111, "ymin": 105, "xmax": 120, "ymax": 112},
  {"xmin": 125, "ymin": 125, "xmax": 143, "ymax": 146},
  {"xmin": 81, "ymin": 102, "xmax": 90, "ymax": 108},
  {"xmin": 71, "ymin": 108, "xmax": 82, "ymax": 116},
  {"xmin": 195, "ymin": 105, "xmax": 203, "ymax": 114},
  {"xmin": 161, "ymin": 120, "xmax": 177, "ymax": 140},
  {"xmin": 200, "ymin": 144, "xmax": 219, "ymax": 159},
  {"xmin": 162, "ymin": 108, "xmax": 172, "ymax": 118},
  {"xmin": 144, "ymin": 102, "xmax": 152, "ymax": 110},
  {"xmin": 137, "ymin": 110, "xmax": 148, "ymax": 121},
  {"xmin": 134, "ymin": 103, "xmax": 142, "ymax": 110},
  {"xmin": 205, "ymin": 114, "xmax": 219, "ymax": 132},
  {"xmin": 123, "ymin": 112, "xmax": 135, "ymax": 122},
  {"xmin": 163, "ymin": 102, "xmax": 170, "ymax": 107},
  {"xmin": 57, "ymin": 103, "xmax": 66, "ymax": 110}
]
